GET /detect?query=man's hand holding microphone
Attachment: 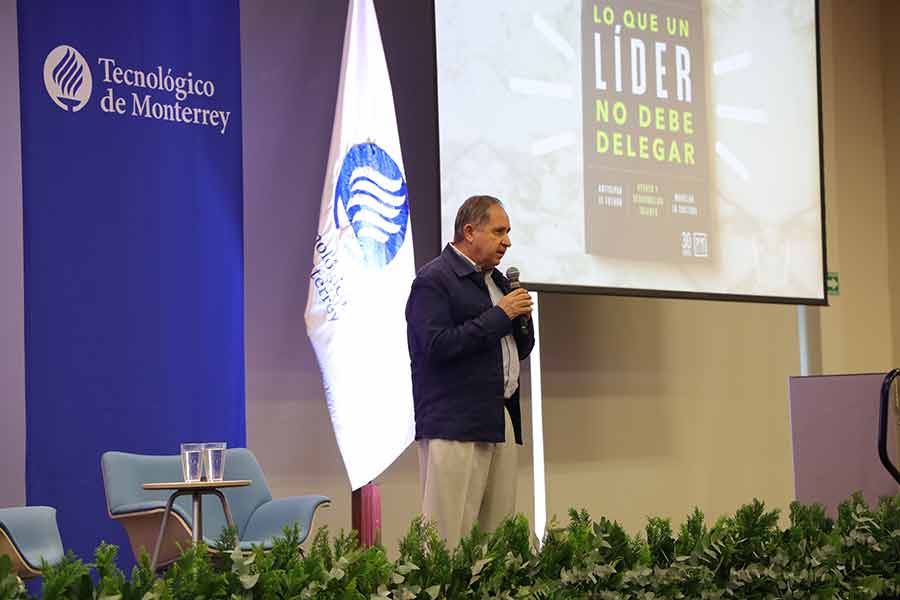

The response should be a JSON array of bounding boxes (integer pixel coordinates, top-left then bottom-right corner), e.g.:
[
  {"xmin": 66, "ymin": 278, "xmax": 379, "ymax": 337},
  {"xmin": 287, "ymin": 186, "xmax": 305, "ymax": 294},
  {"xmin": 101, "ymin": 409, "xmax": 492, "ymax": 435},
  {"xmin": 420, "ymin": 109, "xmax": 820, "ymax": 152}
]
[
  {"xmin": 497, "ymin": 287, "xmax": 532, "ymax": 320},
  {"xmin": 497, "ymin": 267, "xmax": 532, "ymax": 335}
]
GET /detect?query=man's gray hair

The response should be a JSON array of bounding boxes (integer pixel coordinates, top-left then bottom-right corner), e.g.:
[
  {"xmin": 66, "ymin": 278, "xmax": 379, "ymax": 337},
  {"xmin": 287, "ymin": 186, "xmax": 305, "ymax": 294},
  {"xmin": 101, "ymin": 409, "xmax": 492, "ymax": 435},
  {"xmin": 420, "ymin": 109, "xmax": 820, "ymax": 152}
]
[{"xmin": 453, "ymin": 195, "xmax": 503, "ymax": 242}]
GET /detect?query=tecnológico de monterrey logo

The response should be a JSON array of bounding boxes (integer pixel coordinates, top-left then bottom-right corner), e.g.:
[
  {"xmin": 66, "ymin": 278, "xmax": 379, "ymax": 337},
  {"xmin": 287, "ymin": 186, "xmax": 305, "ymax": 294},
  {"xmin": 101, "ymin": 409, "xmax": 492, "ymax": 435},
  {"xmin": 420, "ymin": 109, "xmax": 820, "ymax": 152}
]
[{"xmin": 43, "ymin": 45, "xmax": 92, "ymax": 112}]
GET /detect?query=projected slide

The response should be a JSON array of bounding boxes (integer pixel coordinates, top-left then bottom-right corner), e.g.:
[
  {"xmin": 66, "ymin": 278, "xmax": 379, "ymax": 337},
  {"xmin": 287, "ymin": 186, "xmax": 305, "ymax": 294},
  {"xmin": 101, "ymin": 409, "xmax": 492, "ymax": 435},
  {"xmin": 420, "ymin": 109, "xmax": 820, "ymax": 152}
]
[{"xmin": 435, "ymin": 0, "xmax": 824, "ymax": 301}]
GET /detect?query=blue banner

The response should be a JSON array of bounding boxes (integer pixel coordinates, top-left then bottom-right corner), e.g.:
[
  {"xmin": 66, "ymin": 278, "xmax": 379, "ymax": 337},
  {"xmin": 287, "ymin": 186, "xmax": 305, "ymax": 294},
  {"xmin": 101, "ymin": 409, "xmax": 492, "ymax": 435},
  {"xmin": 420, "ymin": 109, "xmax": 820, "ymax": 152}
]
[{"xmin": 18, "ymin": 0, "xmax": 245, "ymax": 566}]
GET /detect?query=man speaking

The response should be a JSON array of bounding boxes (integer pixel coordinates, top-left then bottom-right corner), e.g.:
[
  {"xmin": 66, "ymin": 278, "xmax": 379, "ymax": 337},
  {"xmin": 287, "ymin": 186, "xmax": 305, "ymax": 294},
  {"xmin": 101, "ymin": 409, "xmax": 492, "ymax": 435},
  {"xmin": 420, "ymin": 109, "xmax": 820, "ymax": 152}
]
[{"xmin": 405, "ymin": 195, "xmax": 535, "ymax": 548}]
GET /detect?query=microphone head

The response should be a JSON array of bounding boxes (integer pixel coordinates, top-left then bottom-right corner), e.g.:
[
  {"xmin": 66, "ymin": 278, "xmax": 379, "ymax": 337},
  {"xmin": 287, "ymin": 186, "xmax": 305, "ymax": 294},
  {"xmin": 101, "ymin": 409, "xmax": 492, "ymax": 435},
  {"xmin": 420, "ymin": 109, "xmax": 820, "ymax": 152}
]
[{"xmin": 505, "ymin": 266, "xmax": 520, "ymax": 287}]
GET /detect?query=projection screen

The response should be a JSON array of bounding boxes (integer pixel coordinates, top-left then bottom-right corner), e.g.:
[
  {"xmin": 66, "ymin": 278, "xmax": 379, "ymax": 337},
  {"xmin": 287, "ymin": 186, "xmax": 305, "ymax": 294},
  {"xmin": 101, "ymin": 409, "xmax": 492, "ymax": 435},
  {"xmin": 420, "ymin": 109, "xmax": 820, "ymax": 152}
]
[{"xmin": 435, "ymin": 0, "xmax": 825, "ymax": 303}]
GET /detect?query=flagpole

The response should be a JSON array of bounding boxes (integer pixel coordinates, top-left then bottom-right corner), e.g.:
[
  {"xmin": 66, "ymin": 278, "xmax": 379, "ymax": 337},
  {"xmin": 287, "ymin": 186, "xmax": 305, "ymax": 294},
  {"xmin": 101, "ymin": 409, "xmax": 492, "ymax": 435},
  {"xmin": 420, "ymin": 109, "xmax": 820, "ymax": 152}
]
[{"xmin": 352, "ymin": 481, "xmax": 382, "ymax": 547}]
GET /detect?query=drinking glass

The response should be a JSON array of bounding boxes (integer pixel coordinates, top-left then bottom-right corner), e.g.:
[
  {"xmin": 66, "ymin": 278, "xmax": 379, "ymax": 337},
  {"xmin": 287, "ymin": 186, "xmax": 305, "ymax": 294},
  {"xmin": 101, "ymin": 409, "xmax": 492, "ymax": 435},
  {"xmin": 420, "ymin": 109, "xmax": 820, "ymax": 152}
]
[
  {"xmin": 180, "ymin": 443, "xmax": 204, "ymax": 482},
  {"xmin": 204, "ymin": 442, "xmax": 227, "ymax": 482}
]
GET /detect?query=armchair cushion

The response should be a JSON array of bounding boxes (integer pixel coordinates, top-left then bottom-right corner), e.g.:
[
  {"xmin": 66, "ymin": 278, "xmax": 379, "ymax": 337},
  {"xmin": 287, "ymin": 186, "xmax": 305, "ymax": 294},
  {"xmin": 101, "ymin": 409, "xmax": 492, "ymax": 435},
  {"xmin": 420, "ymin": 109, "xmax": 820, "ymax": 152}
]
[
  {"xmin": 0, "ymin": 506, "xmax": 64, "ymax": 570},
  {"xmin": 108, "ymin": 500, "xmax": 193, "ymax": 526},
  {"xmin": 242, "ymin": 496, "xmax": 331, "ymax": 548}
]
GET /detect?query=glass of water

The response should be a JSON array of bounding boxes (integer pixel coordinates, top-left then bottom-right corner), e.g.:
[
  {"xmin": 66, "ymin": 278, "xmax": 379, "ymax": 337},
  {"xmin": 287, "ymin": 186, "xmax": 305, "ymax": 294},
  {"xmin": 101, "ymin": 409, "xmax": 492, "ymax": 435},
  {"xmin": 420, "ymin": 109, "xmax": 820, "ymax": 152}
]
[
  {"xmin": 204, "ymin": 442, "xmax": 227, "ymax": 482},
  {"xmin": 180, "ymin": 443, "xmax": 204, "ymax": 482}
]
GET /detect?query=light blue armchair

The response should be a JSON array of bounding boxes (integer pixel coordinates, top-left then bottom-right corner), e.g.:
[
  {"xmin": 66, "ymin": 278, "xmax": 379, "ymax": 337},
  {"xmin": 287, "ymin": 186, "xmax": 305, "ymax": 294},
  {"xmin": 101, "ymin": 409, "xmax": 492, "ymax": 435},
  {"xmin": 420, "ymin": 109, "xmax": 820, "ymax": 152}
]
[
  {"xmin": 101, "ymin": 448, "xmax": 330, "ymax": 567},
  {"xmin": 0, "ymin": 506, "xmax": 64, "ymax": 579}
]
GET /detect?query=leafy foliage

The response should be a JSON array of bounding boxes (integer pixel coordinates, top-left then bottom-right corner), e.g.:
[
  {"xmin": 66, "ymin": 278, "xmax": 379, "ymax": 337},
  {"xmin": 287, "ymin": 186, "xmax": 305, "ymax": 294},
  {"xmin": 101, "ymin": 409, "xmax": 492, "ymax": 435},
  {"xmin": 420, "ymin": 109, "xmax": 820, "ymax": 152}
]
[
  {"xmin": 39, "ymin": 551, "xmax": 92, "ymax": 600},
  {"xmin": 0, "ymin": 555, "xmax": 28, "ymax": 600},
  {"xmin": 25, "ymin": 493, "xmax": 900, "ymax": 600},
  {"xmin": 645, "ymin": 515, "xmax": 675, "ymax": 568}
]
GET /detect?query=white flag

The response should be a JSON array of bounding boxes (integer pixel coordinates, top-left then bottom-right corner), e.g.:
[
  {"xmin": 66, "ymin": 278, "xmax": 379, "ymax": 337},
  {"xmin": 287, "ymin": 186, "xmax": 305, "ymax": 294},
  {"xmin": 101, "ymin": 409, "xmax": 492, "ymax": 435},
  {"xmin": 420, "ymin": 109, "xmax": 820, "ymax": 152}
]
[{"xmin": 304, "ymin": 0, "xmax": 415, "ymax": 491}]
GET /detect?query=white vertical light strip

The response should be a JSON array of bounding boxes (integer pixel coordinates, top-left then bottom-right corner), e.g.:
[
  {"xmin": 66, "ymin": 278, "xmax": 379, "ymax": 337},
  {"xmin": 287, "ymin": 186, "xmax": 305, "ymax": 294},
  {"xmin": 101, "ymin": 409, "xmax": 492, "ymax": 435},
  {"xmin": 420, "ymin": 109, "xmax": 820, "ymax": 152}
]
[
  {"xmin": 797, "ymin": 305, "xmax": 809, "ymax": 376},
  {"xmin": 528, "ymin": 291, "xmax": 546, "ymax": 547}
]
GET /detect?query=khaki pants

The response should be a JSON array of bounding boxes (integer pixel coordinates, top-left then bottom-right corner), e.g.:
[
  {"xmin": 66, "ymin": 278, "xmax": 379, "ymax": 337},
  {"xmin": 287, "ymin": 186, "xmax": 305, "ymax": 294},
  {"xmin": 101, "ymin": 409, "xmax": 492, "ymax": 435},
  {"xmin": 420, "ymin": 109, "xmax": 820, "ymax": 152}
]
[{"xmin": 417, "ymin": 410, "xmax": 518, "ymax": 549}]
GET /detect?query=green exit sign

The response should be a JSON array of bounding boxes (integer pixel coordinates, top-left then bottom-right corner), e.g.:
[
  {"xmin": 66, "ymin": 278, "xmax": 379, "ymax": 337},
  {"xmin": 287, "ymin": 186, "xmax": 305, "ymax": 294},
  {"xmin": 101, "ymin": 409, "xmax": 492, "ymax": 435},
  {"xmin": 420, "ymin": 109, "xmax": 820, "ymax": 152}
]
[{"xmin": 826, "ymin": 272, "xmax": 839, "ymax": 296}]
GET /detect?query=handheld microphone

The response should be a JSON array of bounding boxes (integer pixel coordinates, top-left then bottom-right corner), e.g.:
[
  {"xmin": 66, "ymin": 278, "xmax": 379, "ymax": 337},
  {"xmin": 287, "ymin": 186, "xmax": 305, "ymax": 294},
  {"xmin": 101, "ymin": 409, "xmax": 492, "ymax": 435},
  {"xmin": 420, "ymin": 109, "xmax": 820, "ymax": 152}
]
[
  {"xmin": 505, "ymin": 267, "xmax": 521, "ymax": 289},
  {"xmin": 505, "ymin": 266, "xmax": 530, "ymax": 336}
]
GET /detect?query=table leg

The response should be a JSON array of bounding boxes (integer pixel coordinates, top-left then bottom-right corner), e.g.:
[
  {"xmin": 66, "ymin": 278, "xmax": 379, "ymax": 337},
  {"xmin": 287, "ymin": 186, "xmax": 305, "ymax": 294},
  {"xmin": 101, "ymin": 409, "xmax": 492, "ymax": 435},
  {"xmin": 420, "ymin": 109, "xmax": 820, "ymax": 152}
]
[
  {"xmin": 192, "ymin": 492, "xmax": 203, "ymax": 543},
  {"xmin": 151, "ymin": 492, "xmax": 179, "ymax": 571},
  {"xmin": 211, "ymin": 489, "xmax": 239, "ymax": 547},
  {"xmin": 211, "ymin": 489, "xmax": 236, "ymax": 530}
]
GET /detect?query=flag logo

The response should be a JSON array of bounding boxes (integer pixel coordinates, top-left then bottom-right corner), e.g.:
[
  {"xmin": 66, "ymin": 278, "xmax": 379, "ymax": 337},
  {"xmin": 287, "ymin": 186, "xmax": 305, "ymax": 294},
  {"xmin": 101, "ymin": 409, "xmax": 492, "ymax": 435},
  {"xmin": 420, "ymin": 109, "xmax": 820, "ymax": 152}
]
[
  {"xmin": 43, "ymin": 45, "xmax": 92, "ymax": 112},
  {"xmin": 334, "ymin": 142, "xmax": 408, "ymax": 269}
]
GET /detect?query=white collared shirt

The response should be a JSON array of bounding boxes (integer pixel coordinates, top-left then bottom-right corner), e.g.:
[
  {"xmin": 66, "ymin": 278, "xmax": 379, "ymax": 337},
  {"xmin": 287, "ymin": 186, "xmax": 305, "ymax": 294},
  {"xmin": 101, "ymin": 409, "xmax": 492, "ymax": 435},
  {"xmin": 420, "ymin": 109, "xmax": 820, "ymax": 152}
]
[{"xmin": 450, "ymin": 244, "xmax": 520, "ymax": 398}]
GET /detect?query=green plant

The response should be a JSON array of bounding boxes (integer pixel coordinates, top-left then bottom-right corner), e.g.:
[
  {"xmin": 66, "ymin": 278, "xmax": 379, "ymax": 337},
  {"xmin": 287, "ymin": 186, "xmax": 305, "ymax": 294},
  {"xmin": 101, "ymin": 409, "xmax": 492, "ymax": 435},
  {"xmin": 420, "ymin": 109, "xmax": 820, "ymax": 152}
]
[
  {"xmin": 460, "ymin": 514, "xmax": 535, "ymax": 598},
  {"xmin": 699, "ymin": 499, "xmax": 779, "ymax": 584},
  {"xmin": 297, "ymin": 527, "xmax": 392, "ymax": 599},
  {"xmin": 674, "ymin": 506, "xmax": 707, "ymax": 560},
  {"xmin": 249, "ymin": 524, "xmax": 311, "ymax": 599},
  {"xmin": 394, "ymin": 516, "xmax": 450, "ymax": 599},
  {"xmin": 18, "ymin": 493, "xmax": 900, "ymax": 600},
  {"xmin": 40, "ymin": 551, "xmax": 92, "ymax": 600},
  {"xmin": 0, "ymin": 555, "xmax": 27, "ymax": 600},
  {"xmin": 534, "ymin": 509, "xmax": 622, "ymax": 599},
  {"xmin": 645, "ymin": 516, "xmax": 675, "ymax": 568},
  {"xmin": 833, "ymin": 493, "xmax": 900, "ymax": 599}
]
